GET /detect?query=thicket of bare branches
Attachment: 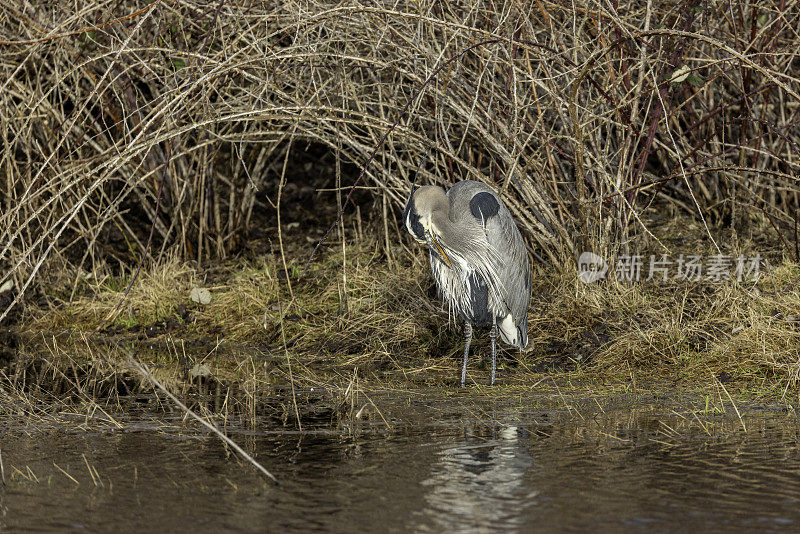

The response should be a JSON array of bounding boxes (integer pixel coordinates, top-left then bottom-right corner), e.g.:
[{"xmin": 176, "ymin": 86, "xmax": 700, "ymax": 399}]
[{"xmin": 2, "ymin": 0, "xmax": 799, "ymax": 323}]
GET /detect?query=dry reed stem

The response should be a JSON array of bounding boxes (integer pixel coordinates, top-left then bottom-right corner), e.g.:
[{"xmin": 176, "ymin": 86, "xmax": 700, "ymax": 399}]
[{"xmin": 129, "ymin": 356, "xmax": 278, "ymax": 483}]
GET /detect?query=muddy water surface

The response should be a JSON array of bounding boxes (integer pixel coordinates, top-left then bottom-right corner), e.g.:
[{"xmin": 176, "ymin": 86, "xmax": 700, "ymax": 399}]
[{"xmin": 2, "ymin": 390, "xmax": 800, "ymax": 533}]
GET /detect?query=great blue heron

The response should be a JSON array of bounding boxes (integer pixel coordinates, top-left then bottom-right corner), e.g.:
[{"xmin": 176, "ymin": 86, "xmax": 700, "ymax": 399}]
[{"xmin": 404, "ymin": 180, "xmax": 531, "ymax": 386}]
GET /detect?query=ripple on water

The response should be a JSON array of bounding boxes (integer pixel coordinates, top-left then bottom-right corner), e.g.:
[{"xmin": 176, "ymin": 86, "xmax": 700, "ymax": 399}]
[{"xmin": 1, "ymin": 394, "xmax": 799, "ymax": 533}]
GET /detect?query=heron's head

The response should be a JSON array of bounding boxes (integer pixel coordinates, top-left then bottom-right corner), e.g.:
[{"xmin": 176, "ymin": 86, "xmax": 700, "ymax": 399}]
[{"xmin": 403, "ymin": 185, "xmax": 453, "ymax": 266}]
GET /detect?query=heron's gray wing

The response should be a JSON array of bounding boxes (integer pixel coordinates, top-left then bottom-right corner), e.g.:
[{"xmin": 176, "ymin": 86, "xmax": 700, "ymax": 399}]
[
  {"xmin": 448, "ymin": 181, "xmax": 531, "ymax": 344},
  {"xmin": 482, "ymin": 195, "xmax": 530, "ymax": 326}
]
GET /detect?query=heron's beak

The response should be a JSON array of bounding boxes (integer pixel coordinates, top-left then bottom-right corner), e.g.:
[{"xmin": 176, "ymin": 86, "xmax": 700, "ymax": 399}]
[{"xmin": 426, "ymin": 231, "xmax": 453, "ymax": 268}]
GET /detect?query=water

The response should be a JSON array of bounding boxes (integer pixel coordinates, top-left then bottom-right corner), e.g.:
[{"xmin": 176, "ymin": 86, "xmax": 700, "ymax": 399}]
[{"xmin": 2, "ymin": 390, "xmax": 799, "ymax": 533}]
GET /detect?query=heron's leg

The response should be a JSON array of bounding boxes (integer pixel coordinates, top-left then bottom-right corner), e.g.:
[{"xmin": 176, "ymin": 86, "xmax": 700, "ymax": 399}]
[
  {"xmin": 461, "ymin": 322, "xmax": 472, "ymax": 387},
  {"xmin": 490, "ymin": 323, "xmax": 498, "ymax": 386}
]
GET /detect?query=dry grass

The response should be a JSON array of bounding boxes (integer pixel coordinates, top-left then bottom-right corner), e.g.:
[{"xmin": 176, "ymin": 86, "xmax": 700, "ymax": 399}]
[{"xmin": 25, "ymin": 238, "xmax": 447, "ymax": 368}]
